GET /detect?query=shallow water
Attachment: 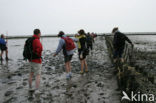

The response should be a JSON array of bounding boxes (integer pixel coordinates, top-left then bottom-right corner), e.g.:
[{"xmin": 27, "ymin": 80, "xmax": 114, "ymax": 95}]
[
  {"xmin": 3, "ymin": 35, "xmax": 156, "ymax": 63},
  {"xmin": 7, "ymin": 37, "xmax": 59, "ymax": 61}
]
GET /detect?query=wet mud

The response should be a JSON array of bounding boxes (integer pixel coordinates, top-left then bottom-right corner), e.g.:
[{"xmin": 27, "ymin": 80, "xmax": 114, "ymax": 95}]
[{"xmin": 0, "ymin": 37, "xmax": 120, "ymax": 103}]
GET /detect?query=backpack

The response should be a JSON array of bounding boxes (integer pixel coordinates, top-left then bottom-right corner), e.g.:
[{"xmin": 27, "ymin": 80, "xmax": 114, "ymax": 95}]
[
  {"xmin": 86, "ymin": 35, "xmax": 93, "ymax": 44},
  {"xmin": 61, "ymin": 37, "xmax": 76, "ymax": 51},
  {"xmin": 23, "ymin": 37, "xmax": 41, "ymax": 60},
  {"xmin": 79, "ymin": 36, "xmax": 89, "ymax": 55}
]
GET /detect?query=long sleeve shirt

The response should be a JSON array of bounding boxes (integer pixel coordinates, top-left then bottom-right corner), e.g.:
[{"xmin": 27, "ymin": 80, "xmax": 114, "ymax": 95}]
[
  {"xmin": 55, "ymin": 35, "xmax": 78, "ymax": 56},
  {"xmin": 31, "ymin": 35, "xmax": 43, "ymax": 64},
  {"xmin": 113, "ymin": 32, "xmax": 132, "ymax": 50}
]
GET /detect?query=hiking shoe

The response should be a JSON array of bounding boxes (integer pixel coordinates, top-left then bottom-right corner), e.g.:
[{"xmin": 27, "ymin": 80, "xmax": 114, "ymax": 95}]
[
  {"xmin": 85, "ymin": 70, "xmax": 89, "ymax": 73},
  {"xmin": 66, "ymin": 74, "xmax": 70, "ymax": 80},
  {"xmin": 80, "ymin": 71, "xmax": 84, "ymax": 75},
  {"xmin": 69, "ymin": 72, "xmax": 72, "ymax": 78},
  {"xmin": 28, "ymin": 88, "xmax": 35, "ymax": 93},
  {"xmin": 110, "ymin": 64, "xmax": 115, "ymax": 68}
]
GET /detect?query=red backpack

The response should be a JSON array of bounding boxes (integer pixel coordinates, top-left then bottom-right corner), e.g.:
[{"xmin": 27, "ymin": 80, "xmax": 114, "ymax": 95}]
[{"xmin": 61, "ymin": 37, "xmax": 76, "ymax": 51}]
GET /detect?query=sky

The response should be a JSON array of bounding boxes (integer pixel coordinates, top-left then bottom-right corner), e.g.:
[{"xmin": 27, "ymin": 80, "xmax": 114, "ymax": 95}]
[{"xmin": 0, "ymin": 0, "xmax": 156, "ymax": 36}]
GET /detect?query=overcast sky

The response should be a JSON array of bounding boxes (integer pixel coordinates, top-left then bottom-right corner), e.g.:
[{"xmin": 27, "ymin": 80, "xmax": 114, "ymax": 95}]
[{"xmin": 0, "ymin": 0, "xmax": 156, "ymax": 35}]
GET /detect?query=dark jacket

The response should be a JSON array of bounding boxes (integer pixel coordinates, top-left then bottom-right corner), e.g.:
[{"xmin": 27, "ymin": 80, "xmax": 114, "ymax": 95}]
[
  {"xmin": 113, "ymin": 32, "xmax": 132, "ymax": 50},
  {"xmin": 79, "ymin": 36, "xmax": 87, "ymax": 51}
]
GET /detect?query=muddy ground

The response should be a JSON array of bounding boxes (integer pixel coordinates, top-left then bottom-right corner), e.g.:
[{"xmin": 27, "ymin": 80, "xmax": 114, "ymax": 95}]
[{"xmin": 0, "ymin": 37, "xmax": 120, "ymax": 103}]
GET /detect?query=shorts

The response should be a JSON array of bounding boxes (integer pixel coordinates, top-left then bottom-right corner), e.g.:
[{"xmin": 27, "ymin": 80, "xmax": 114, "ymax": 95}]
[
  {"xmin": 113, "ymin": 48, "xmax": 124, "ymax": 59},
  {"xmin": 29, "ymin": 62, "xmax": 42, "ymax": 75},
  {"xmin": 0, "ymin": 44, "xmax": 7, "ymax": 51},
  {"xmin": 64, "ymin": 55, "xmax": 73, "ymax": 63},
  {"xmin": 78, "ymin": 49, "xmax": 87, "ymax": 60}
]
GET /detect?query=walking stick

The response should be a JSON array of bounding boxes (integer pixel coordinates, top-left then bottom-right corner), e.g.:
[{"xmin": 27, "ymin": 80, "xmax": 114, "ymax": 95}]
[{"xmin": 6, "ymin": 31, "xmax": 8, "ymax": 47}]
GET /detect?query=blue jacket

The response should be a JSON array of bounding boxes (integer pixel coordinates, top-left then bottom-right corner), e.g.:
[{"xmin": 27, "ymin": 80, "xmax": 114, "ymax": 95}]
[
  {"xmin": 55, "ymin": 35, "xmax": 78, "ymax": 56},
  {"xmin": 0, "ymin": 38, "xmax": 7, "ymax": 45}
]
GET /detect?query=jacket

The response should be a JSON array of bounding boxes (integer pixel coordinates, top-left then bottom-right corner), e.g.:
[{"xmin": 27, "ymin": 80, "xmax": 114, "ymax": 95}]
[
  {"xmin": 113, "ymin": 31, "xmax": 132, "ymax": 50},
  {"xmin": 76, "ymin": 35, "xmax": 87, "ymax": 50},
  {"xmin": 30, "ymin": 35, "xmax": 43, "ymax": 64},
  {"xmin": 0, "ymin": 38, "xmax": 7, "ymax": 45}
]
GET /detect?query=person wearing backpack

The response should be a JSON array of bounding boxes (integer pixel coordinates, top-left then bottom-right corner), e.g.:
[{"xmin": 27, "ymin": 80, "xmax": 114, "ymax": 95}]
[
  {"xmin": 24, "ymin": 29, "xmax": 43, "ymax": 94},
  {"xmin": 53, "ymin": 31, "xmax": 77, "ymax": 79},
  {"xmin": 0, "ymin": 34, "xmax": 9, "ymax": 60},
  {"xmin": 76, "ymin": 29, "xmax": 89, "ymax": 74},
  {"xmin": 86, "ymin": 32, "xmax": 94, "ymax": 52}
]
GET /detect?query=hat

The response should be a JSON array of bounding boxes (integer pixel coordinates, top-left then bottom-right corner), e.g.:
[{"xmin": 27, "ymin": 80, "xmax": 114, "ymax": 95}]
[{"xmin": 58, "ymin": 31, "xmax": 65, "ymax": 37}]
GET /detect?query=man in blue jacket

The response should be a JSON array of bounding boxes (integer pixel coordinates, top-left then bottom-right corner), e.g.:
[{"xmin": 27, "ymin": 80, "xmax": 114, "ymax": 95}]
[{"xmin": 0, "ymin": 34, "xmax": 8, "ymax": 60}]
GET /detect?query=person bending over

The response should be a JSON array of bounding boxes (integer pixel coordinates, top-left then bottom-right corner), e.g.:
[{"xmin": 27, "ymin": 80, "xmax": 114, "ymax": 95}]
[
  {"xmin": 112, "ymin": 27, "xmax": 134, "ymax": 63},
  {"xmin": 53, "ymin": 31, "xmax": 77, "ymax": 79}
]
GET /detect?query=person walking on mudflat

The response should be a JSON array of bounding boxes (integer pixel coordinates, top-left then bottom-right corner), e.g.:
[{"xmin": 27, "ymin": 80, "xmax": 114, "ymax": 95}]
[
  {"xmin": 112, "ymin": 27, "xmax": 134, "ymax": 63},
  {"xmin": 23, "ymin": 29, "xmax": 43, "ymax": 95},
  {"xmin": 0, "ymin": 34, "xmax": 9, "ymax": 60},
  {"xmin": 86, "ymin": 32, "xmax": 94, "ymax": 53},
  {"xmin": 76, "ymin": 29, "xmax": 89, "ymax": 74},
  {"xmin": 53, "ymin": 31, "xmax": 77, "ymax": 79}
]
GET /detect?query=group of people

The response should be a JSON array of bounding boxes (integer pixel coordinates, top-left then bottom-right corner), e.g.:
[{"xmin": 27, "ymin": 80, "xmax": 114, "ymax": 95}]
[
  {"xmin": 0, "ymin": 27, "xmax": 133, "ymax": 95},
  {"xmin": 53, "ymin": 29, "xmax": 95, "ymax": 79},
  {"xmin": 22, "ymin": 29, "xmax": 95, "ymax": 94}
]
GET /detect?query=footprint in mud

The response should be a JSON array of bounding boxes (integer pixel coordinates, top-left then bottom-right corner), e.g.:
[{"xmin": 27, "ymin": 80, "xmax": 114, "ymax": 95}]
[
  {"xmin": 4, "ymin": 90, "xmax": 14, "ymax": 97},
  {"xmin": 66, "ymin": 79, "xmax": 76, "ymax": 91},
  {"xmin": 27, "ymin": 90, "xmax": 35, "ymax": 101}
]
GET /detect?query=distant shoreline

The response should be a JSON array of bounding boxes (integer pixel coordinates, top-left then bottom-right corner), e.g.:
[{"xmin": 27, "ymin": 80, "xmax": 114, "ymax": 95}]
[{"xmin": 5, "ymin": 32, "xmax": 156, "ymax": 39}]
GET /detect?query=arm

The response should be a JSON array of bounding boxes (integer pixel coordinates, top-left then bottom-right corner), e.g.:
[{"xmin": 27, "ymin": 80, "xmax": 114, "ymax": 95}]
[
  {"xmin": 124, "ymin": 35, "xmax": 133, "ymax": 45},
  {"xmin": 54, "ymin": 39, "xmax": 65, "ymax": 56},
  {"xmin": 71, "ymin": 37, "xmax": 78, "ymax": 42},
  {"xmin": 122, "ymin": 33, "xmax": 134, "ymax": 47}
]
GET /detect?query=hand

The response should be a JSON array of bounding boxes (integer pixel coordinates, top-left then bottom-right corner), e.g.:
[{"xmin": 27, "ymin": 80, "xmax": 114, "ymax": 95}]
[{"xmin": 53, "ymin": 54, "xmax": 57, "ymax": 57}]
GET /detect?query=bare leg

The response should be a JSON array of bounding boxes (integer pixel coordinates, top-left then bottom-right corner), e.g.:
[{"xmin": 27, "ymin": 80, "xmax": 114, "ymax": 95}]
[
  {"xmin": 65, "ymin": 62, "xmax": 70, "ymax": 73},
  {"xmin": 0, "ymin": 51, "xmax": 4, "ymax": 59},
  {"xmin": 0, "ymin": 51, "xmax": 2, "ymax": 57},
  {"xmin": 5, "ymin": 50, "xmax": 8, "ymax": 59},
  {"xmin": 68, "ymin": 62, "xmax": 71, "ymax": 72},
  {"xmin": 29, "ymin": 72, "xmax": 34, "ymax": 88},
  {"xmin": 80, "ymin": 60, "xmax": 84, "ymax": 73},
  {"xmin": 36, "ymin": 74, "xmax": 41, "ymax": 89},
  {"xmin": 84, "ymin": 59, "xmax": 88, "ymax": 72},
  {"xmin": 120, "ymin": 58, "xmax": 124, "ymax": 63}
]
